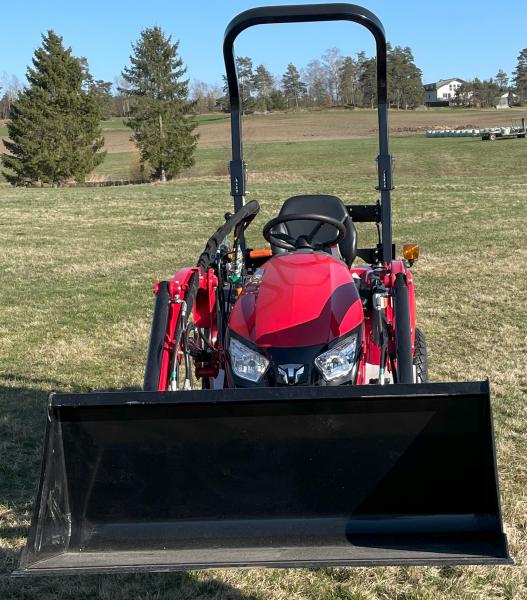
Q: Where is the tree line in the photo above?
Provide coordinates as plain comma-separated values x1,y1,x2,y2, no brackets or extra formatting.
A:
450,58,527,109
209,45,424,113
3,41,527,122
1,43,425,119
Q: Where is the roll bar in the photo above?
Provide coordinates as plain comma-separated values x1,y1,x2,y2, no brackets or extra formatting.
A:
223,3,394,264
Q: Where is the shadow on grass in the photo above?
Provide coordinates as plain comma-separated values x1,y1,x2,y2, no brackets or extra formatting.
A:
0,381,263,598
2,569,262,600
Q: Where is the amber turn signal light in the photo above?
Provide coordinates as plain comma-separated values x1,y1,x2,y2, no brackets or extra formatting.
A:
403,242,420,263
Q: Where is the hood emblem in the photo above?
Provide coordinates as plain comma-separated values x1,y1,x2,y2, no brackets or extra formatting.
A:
278,364,305,385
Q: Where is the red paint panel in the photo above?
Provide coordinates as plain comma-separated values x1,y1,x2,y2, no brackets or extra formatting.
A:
229,253,363,348
158,267,196,391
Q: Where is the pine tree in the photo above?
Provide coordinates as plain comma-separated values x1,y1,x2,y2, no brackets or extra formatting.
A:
513,49,527,104
388,46,423,109
121,27,198,181
218,56,256,114
339,56,358,106
235,57,255,114
471,79,501,108
252,64,275,111
358,57,377,108
354,51,368,107
1,31,104,186
281,63,307,109
495,69,509,91
268,89,288,111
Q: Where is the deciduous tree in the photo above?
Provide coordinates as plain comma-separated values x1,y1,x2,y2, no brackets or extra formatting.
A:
304,60,329,107
0,73,22,119
191,80,222,113
322,48,343,104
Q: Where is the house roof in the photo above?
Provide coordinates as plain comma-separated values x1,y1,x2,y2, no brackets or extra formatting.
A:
423,78,466,90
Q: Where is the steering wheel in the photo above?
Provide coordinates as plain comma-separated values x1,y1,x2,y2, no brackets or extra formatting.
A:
262,213,347,251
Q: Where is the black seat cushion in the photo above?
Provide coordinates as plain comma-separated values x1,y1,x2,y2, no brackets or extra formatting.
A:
271,194,357,266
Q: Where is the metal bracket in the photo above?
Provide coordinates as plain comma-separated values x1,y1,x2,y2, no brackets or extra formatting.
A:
229,160,247,198
376,154,394,191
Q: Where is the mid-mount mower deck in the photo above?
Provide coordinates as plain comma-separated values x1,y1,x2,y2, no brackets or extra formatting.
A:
16,3,510,576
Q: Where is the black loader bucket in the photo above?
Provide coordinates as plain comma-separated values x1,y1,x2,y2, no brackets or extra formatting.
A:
15,381,510,576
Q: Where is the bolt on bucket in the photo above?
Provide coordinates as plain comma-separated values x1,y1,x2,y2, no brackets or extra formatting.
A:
15,381,510,576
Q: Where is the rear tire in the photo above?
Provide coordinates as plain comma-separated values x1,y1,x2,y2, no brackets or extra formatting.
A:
144,281,170,391
413,328,428,383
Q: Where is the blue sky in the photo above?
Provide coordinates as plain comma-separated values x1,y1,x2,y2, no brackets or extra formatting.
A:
0,0,524,89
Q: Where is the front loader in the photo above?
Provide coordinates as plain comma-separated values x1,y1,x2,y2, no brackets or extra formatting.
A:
15,3,510,576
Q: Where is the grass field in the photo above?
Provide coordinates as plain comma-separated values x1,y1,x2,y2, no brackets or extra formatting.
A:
0,114,526,598
3,107,526,164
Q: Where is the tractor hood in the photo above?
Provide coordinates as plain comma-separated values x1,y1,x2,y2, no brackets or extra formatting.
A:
229,252,363,348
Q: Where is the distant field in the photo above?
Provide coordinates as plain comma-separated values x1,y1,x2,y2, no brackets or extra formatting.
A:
194,107,527,146
2,108,526,171
95,108,527,156
0,126,526,598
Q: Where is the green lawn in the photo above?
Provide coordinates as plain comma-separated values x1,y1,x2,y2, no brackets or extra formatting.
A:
101,117,128,130
194,112,230,124
92,150,142,180
89,134,527,183
98,113,229,131
0,133,526,598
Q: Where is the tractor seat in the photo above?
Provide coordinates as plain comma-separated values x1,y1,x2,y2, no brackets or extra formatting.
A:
271,194,357,266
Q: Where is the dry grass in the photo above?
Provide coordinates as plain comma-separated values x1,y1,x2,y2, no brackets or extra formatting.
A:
0,129,526,598
197,108,527,147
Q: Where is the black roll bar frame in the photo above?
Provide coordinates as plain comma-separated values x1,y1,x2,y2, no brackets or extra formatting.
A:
223,3,394,264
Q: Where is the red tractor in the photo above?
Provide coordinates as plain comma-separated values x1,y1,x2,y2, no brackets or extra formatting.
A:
17,3,509,577
145,197,425,392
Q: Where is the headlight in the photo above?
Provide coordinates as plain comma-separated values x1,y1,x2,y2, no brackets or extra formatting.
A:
314,334,359,382
229,337,269,383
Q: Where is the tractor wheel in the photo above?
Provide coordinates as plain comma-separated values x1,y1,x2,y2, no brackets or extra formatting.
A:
144,281,170,391
413,328,428,383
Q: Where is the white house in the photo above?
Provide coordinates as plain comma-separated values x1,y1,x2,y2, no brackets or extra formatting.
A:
423,78,465,106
